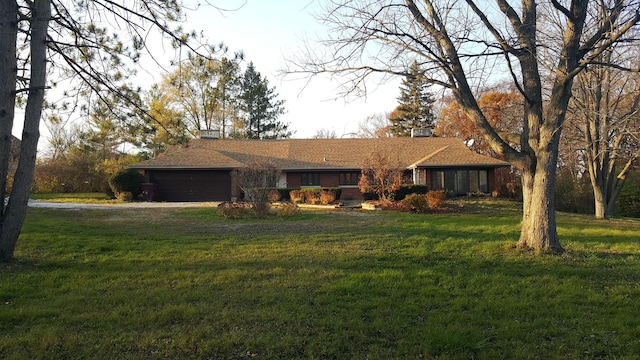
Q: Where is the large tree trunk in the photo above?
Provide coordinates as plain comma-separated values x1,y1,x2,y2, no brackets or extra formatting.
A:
591,157,635,219
0,0,50,261
0,0,18,212
517,151,563,253
593,186,607,219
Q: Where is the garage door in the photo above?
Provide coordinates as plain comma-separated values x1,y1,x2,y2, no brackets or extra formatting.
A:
149,170,232,202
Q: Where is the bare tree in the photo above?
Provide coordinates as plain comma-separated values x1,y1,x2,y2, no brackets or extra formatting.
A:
0,0,226,261
234,160,279,217
290,0,640,252
358,149,405,202
312,128,338,138
357,113,393,138
566,49,640,219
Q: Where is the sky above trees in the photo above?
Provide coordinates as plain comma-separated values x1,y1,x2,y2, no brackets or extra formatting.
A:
186,1,400,138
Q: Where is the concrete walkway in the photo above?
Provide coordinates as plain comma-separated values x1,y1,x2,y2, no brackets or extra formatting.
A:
27,199,220,210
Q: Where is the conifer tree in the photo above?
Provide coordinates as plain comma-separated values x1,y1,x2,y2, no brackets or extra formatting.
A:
239,62,288,139
388,61,436,137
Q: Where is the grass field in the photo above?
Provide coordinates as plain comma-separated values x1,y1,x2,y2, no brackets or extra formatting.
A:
1,200,639,359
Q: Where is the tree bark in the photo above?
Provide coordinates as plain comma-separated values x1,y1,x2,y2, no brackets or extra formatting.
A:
0,0,50,261
0,0,18,215
517,149,563,253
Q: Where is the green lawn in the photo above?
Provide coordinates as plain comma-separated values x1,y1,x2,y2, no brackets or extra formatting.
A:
1,200,639,359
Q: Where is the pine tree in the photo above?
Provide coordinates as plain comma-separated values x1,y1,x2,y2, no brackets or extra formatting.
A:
239,62,289,139
388,61,436,137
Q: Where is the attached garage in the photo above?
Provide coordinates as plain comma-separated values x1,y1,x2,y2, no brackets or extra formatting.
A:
147,170,232,202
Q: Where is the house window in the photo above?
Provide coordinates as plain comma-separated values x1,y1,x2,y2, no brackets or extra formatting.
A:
429,169,489,194
301,173,320,186
339,172,360,186
414,169,426,185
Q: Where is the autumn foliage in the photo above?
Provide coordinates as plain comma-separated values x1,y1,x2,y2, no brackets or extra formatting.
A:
358,150,405,202
435,91,523,155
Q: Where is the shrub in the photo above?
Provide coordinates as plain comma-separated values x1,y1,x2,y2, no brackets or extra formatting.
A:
289,189,305,204
253,201,272,218
616,178,640,218
554,169,594,214
268,189,282,203
117,191,134,202
109,169,145,199
217,202,252,219
319,190,336,205
234,160,278,218
426,190,446,209
277,188,293,201
277,202,299,217
393,185,429,201
401,193,430,213
305,190,321,205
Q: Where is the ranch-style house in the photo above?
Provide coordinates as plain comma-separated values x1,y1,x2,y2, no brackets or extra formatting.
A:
130,135,511,202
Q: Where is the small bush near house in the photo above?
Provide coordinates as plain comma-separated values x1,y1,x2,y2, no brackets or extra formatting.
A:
289,189,305,204
393,184,429,201
305,190,321,205
319,190,336,205
426,190,446,209
268,189,281,203
277,202,299,217
401,193,430,213
277,188,293,201
116,191,134,202
109,169,145,200
217,202,252,219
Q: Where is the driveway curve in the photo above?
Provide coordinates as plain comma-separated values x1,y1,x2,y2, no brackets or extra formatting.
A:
27,199,220,210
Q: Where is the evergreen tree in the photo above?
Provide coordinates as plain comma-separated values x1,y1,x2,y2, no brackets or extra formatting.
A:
239,62,289,139
212,57,242,138
388,61,436,137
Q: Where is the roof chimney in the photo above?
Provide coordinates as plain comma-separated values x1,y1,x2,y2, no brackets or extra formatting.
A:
200,129,220,139
411,128,432,138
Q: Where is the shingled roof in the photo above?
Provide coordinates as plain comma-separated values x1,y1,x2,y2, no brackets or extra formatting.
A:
131,137,510,171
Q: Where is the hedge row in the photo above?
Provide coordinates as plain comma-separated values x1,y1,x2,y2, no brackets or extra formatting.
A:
276,187,342,201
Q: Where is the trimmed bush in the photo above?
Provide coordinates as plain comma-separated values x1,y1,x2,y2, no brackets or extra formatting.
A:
217,202,252,219
109,169,145,200
426,190,446,209
289,189,305,204
268,189,282,203
277,202,299,218
117,191,134,202
319,190,336,205
401,193,430,213
305,190,321,205
392,185,429,201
